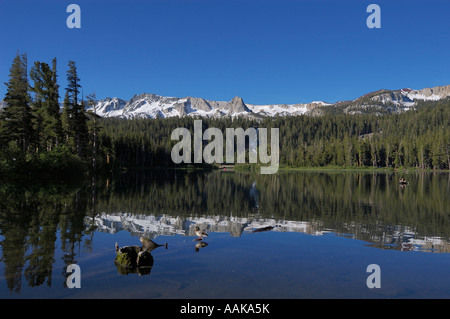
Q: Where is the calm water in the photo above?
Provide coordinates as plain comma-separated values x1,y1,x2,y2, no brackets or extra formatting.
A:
0,170,449,299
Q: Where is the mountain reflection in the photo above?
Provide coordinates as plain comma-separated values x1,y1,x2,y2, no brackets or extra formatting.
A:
0,169,449,293
86,169,450,253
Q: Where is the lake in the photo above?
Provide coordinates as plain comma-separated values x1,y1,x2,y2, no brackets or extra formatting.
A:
0,169,449,299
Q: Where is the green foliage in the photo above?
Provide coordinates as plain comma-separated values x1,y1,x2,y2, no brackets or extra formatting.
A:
29,59,62,151
0,141,27,173
0,143,84,178
61,60,89,159
37,145,85,175
0,52,33,152
94,99,450,171
0,55,92,178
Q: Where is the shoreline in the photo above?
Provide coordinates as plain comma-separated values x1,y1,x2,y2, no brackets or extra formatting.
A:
233,164,450,174
278,167,450,173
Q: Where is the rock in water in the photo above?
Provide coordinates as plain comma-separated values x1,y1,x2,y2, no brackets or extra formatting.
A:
114,245,154,276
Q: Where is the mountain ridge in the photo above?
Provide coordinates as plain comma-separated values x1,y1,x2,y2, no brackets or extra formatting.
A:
1,84,449,119
85,84,450,119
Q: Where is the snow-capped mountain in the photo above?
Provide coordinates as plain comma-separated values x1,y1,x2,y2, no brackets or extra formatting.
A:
86,93,331,119
339,85,450,115
85,84,450,119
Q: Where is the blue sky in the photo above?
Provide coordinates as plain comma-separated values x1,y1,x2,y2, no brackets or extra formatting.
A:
1,0,449,105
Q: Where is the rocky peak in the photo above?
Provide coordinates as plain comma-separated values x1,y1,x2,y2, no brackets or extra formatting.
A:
229,96,251,114
413,84,450,99
187,97,212,112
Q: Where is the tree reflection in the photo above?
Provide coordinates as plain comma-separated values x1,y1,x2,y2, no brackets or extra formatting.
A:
0,169,449,293
0,181,89,293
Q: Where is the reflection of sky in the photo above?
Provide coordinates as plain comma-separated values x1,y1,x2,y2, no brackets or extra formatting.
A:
86,211,450,254
2,228,450,298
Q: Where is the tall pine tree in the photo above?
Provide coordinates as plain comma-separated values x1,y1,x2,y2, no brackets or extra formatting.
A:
62,60,88,158
48,58,63,149
0,52,33,152
29,58,62,152
86,92,100,171
29,61,46,151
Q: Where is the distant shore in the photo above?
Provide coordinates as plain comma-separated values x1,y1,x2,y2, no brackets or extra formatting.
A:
279,166,450,173
232,163,450,173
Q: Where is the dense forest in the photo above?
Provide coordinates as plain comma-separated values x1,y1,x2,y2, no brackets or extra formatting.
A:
98,99,450,171
0,52,449,178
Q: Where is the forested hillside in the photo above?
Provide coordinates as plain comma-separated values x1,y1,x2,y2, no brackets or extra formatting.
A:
97,98,450,170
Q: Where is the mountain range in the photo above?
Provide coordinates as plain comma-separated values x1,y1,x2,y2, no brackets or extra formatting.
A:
85,84,450,119
1,84,449,119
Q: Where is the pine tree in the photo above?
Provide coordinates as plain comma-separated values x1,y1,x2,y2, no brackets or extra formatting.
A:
63,60,88,158
29,59,63,152
61,91,73,149
86,92,100,171
1,52,33,152
48,58,63,148
29,61,47,152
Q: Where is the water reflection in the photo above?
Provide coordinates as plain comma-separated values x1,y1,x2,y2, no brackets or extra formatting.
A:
250,225,280,233
0,169,449,294
86,169,450,253
194,240,208,252
91,211,450,253
0,182,90,294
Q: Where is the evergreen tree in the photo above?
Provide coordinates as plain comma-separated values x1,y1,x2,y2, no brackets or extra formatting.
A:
61,91,73,150
48,58,63,148
86,92,100,171
29,59,62,152
0,52,33,152
29,61,47,151
63,60,88,158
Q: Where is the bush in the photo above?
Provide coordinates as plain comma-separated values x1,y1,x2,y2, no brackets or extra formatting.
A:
0,144,86,180
38,145,86,176
0,141,27,173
